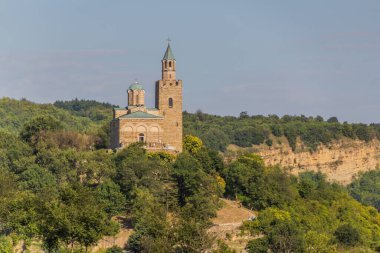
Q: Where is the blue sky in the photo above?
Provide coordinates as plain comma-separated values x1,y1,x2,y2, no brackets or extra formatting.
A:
0,1,379,123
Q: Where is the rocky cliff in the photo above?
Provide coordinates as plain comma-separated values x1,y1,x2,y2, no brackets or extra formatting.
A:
228,137,380,185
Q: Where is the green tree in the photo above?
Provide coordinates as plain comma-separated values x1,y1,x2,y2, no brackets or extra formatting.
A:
19,164,58,196
183,135,203,155
349,169,380,210
97,179,126,217
327,116,339,123
246,238,268,253
20,115,63,145
173,153,219,216
334,224,361,246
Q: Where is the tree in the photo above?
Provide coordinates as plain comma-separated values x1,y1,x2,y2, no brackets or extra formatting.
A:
239,111,249,119
127,189,173,253
173,213,214,253
315,115,324,122
327,116,339,123
304,231,336,253
20,115,63,145
268,220,305,253
97,180,126,217
173,153,218,209
19,164,58,196
201,128,230,151
183,135,203,155
95,123,111,149
348,169,380,210
334,224,361,246
246,238,268,253
38,184,119,252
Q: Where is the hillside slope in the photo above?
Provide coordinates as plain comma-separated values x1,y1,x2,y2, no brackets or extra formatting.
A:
0,97,99,133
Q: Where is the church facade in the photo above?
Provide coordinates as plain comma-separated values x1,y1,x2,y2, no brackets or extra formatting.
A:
110,44,183,153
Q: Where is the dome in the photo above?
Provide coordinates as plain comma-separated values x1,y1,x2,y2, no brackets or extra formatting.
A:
128,81,144,91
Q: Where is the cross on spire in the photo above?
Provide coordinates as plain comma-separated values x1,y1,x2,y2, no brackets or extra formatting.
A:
167,37,171,44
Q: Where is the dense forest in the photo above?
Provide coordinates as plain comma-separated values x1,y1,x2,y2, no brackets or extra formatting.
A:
2,98,380,152
184,110,380,152
1,98,380,252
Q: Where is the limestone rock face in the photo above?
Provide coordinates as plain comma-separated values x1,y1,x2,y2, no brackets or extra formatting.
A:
226,138,380,185
254,138,380,185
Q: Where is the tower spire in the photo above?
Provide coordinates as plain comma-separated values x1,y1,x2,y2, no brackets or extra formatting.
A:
163,39,175,60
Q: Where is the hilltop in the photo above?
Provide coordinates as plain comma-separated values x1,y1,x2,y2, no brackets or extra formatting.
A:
1,98,380,252
0,97,101,133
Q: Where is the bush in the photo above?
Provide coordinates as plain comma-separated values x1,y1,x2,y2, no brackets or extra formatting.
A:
106,246,123,253
334,224,361,246
0,236,12,253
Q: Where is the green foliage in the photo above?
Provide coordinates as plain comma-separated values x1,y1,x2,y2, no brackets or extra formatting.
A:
105,246,123,253
0,97,97,133
147,151,176,163
39,184,119,251
183,111,380,151
3,98,380,252
97,180,126,217
200,128,230,151
348,169,380,210
0,236,13,253
246,238,268,253
20,115,63,144
183,135,203,155
19,164,58,195
54,98,114,122
173,153,220,220
334,224,361,246
327,116,339,123
233,154,380,252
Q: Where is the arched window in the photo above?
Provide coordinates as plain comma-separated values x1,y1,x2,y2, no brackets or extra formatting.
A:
138,133,145,142
168,98,173,108
169,61,172,68
165,62,167,68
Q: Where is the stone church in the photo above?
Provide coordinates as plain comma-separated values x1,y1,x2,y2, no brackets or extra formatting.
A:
110,44,183,152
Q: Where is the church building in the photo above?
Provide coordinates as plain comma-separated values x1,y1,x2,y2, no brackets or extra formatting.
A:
110,44,183,152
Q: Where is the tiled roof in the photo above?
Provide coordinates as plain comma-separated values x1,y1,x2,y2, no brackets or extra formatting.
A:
119,111,163,119
163,43,175,60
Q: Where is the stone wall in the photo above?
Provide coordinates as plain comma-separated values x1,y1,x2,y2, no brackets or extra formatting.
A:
155,79,183,152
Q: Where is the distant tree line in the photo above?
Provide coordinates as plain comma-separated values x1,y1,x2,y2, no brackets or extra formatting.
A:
184,110,380,152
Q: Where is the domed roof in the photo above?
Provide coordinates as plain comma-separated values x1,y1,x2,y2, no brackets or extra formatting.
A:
128,81,144,91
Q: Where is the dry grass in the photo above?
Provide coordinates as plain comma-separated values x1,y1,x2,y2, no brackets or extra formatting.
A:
209,199,257,253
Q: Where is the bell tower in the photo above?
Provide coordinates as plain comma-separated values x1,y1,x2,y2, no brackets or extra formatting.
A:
162,43,176,81
156,42,183,152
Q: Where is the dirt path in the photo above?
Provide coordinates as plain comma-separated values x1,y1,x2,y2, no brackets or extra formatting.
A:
209,199,257,253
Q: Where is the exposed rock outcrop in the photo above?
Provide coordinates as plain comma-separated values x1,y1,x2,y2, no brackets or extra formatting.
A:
228,137,380,185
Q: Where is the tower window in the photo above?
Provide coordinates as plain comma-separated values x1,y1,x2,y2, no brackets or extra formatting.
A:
165,62,167,68
169,98,173,108
169,61,172,67
138,133,145,142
